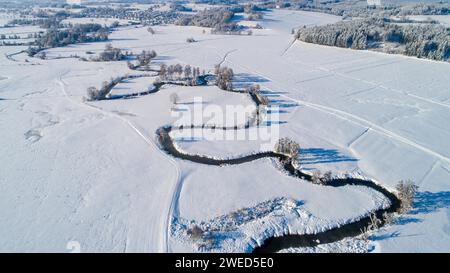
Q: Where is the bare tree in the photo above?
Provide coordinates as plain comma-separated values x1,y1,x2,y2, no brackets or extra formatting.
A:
216,66,234,91
360,212,381,241
86,86,100,101
275,137,300,159
159,64,167,80
382,211,395,226
311,170,324,185
174,64,183,78
396,180,418,214
214,64,221,75
184,64,192,79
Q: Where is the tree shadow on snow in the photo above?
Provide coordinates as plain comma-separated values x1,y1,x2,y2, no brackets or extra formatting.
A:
300,148,358,165
411,191,450,215
369,231,423,241
382,191,450,228
232,73,270,89
233,73,270,84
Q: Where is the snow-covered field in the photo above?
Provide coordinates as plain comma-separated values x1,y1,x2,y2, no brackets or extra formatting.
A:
0,8,449,253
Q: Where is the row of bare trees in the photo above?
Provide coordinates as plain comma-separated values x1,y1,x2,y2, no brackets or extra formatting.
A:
160,64,205,85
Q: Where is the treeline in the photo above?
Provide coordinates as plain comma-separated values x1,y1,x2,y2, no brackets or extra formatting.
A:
296,18,450,61
394,4,450,16
160,63,206,86
6,17,61,29
28,23,109,56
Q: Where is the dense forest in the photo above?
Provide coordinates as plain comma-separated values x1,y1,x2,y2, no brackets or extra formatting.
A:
35,23,109,48
264,1,450,18
27,23,109,56
296,18,450,61
175,7,240,33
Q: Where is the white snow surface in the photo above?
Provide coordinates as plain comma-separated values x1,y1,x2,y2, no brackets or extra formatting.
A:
1,8,449,252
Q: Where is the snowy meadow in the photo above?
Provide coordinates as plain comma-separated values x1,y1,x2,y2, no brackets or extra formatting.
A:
0,2,449,253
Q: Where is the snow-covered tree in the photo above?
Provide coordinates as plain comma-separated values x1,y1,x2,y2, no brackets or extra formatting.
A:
396,180,418,213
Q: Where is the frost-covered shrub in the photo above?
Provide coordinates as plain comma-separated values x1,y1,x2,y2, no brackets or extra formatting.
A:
215,66,234,91
396,180,418,214
382,211,395,226
136,50,157,66
275,137,300,160
368,212,381,231
245,84,260,94
311,170,324,185
310,170,333,185
323,171,333,183
186,37,196,43
86,86,100,101
360,212,381,241
95,43,125,62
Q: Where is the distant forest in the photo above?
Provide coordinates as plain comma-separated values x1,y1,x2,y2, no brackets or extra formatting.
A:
296,18,450,62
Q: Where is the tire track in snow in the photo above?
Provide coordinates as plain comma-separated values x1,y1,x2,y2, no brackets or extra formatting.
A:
347,127,371,148
56,71,180,252
281,38,297,56
285,44,450,109
222,58,450,166
217,49,238,67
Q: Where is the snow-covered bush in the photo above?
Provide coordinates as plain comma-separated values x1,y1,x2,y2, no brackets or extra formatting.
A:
95,43,125,62
360,212,381,241
382,211,395,226
323,171,333,183
86,86,100,101
215,66,234,91
311,170,324,185
368,212,381,231
396,180,418,214
310,170,334,185
275,137,300,159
